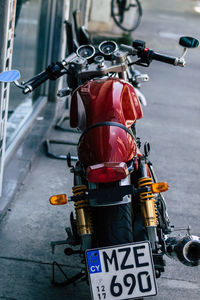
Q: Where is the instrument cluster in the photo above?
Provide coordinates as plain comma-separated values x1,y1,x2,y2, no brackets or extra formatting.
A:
76,45,96,60
76,41,118,60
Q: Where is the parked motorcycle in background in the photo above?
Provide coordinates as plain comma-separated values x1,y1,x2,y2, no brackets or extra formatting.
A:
1,34,199,299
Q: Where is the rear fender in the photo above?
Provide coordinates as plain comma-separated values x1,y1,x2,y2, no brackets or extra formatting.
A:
88,176,131,207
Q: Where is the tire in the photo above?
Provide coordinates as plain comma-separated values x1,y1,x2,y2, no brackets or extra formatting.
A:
111,0,142,32
93,203,133,247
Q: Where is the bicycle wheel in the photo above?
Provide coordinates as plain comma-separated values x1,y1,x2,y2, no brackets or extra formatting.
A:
111,0,142,32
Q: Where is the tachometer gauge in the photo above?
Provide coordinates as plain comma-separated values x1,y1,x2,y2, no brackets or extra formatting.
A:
99,41,118,55
76,45,96,59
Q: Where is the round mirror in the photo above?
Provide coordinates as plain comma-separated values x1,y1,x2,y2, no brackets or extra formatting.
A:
0,70,21,82
179,36,199,48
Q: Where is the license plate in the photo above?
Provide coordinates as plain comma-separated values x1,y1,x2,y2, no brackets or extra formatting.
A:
86,241,157,300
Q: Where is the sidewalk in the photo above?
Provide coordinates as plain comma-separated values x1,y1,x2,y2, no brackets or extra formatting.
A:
0,115,89,299
0,101,55,221
0,0,199,299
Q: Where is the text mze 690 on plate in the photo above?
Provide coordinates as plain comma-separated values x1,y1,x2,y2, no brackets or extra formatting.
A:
86,241,157,300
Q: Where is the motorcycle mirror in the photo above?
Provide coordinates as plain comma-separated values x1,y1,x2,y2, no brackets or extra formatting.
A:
179,36,199,48
0,70,21,82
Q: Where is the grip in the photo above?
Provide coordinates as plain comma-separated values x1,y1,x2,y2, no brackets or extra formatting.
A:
152,52,177,65
23,71,50,94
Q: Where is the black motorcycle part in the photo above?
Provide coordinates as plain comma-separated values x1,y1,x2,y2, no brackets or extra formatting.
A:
23,62,66,94
152,253,166,278
64,247,82,256
132,208,147,242
92,203,133,247
70,212,80,244
86,183,150,206
88,184,135,206
79,121,136,142
133,40,146,49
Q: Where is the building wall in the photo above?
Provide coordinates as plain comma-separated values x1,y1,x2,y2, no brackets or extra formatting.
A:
0,0,16,196
0,0,82,196
87,0,111,32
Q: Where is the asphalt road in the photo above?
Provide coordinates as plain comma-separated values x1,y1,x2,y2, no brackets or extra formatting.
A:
0,0,199,299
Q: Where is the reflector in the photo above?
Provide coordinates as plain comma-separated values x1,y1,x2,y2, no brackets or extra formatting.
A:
49,194,68,205
151,182,169,193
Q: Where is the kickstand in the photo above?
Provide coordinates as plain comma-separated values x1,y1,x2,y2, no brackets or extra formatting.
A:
52,261,86,287
55,115,80,134
44,109,81,159
45,139,78,160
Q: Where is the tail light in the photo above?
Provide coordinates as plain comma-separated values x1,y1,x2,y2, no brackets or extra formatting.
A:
86,162,129,183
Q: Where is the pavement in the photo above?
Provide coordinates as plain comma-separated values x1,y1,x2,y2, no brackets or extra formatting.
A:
0,0,200,299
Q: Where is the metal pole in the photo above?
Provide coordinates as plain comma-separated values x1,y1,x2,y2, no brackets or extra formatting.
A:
83,0,91,28
0,0,16,196
48,0,70,102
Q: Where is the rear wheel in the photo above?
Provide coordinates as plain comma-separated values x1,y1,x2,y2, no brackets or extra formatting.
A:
93,203,133,247
92,203,144,300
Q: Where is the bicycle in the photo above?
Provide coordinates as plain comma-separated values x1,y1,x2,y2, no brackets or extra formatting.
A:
111,0,142,32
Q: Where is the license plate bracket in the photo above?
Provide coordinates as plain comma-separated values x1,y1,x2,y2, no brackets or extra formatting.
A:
86,241,157,300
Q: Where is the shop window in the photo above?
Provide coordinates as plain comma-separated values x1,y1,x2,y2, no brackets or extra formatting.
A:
6,0,42,148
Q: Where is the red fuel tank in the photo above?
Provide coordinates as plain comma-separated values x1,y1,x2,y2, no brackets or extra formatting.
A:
70,78,143,166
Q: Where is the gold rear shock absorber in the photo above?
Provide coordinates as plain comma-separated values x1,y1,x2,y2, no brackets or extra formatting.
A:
72,185,93,236
138,177,158,250
138,177,158,227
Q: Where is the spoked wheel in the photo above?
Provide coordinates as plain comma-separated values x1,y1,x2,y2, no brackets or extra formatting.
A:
111,0,142,32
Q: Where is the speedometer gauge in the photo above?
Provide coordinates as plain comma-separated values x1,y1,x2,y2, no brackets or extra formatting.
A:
99,41,118,55
76,45,96,59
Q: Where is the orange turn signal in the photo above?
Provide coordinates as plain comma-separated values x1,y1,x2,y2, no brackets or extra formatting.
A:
49,194,68,205
151,182,169,193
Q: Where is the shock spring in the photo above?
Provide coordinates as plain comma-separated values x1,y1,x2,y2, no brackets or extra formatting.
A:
72,185,93,236
138,177,158,227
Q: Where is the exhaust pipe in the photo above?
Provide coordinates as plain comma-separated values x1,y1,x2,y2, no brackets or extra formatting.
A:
166,235,200,266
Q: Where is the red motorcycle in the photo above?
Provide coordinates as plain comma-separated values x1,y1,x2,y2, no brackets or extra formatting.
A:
1,35,199,300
